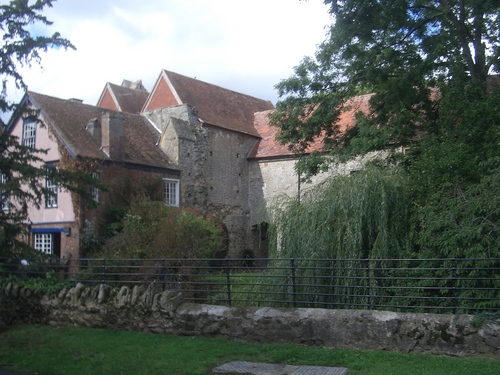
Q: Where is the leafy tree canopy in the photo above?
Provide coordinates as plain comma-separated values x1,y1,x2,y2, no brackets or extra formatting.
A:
0,1,101,257
271,0,500,166
270,1,500,260
0,0,74,115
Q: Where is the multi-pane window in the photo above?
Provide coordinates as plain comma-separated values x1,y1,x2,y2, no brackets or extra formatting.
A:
22,119,37,149
91,171,100,203
0,173,9,211
45,166,58,208
34,233,53,254
164,178,179,206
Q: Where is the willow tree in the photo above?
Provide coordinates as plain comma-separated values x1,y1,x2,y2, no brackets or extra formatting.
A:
257,166,410,308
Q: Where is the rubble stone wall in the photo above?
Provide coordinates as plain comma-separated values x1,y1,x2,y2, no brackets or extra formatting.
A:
2,282,499,358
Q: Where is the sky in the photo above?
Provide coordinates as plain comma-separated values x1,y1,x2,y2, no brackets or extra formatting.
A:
9,0,332,109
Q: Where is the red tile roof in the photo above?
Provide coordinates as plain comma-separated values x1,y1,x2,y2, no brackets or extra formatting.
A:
144,70,274,137
28,91,178,170
97,82,149,113
249,94,372,159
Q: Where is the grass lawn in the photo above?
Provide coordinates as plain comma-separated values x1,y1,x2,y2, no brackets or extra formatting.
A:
0,325,498,375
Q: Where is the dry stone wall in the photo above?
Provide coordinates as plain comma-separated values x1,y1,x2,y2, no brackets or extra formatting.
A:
2,282,499,358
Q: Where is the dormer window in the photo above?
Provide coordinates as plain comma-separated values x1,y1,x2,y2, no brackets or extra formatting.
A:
22,119,37,149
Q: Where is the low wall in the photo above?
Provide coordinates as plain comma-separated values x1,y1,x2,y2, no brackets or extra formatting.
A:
1,282,499,358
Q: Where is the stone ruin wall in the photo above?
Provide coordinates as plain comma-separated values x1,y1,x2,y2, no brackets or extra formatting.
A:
144,105,258,257
1,282,499,358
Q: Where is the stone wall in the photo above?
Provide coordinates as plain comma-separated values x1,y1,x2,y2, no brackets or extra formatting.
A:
145,105,258,257
247,151,389,227
2,283,499,358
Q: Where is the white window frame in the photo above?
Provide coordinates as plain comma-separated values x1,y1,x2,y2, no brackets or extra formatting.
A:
163,178,179,206
34,233,53,254
91,171,100,203
22,119,37,149
0,172,9,211
45,166,58,208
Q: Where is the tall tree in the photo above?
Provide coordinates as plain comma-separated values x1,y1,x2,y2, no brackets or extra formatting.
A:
271,0,500,165
0,0,96,257
271,1,500,260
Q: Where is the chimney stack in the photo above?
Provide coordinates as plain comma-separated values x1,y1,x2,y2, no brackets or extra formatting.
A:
86,118,101,142
101,112,125,160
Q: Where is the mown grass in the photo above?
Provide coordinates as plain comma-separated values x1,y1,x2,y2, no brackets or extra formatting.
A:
0,325,498,375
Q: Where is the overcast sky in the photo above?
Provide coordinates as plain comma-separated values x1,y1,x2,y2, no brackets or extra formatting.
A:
10,0,331,108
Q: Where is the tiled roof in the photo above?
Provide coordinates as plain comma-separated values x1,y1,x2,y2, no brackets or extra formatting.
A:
97,82,149,113
148,70,274,137
28,91,177,170
249,94,372,159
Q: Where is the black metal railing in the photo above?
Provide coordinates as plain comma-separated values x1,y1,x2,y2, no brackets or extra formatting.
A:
1,257,499,314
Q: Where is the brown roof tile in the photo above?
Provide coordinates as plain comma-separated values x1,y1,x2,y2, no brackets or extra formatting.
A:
249,94,372,159
146,70,274,137
28,91,177,170
97,82,149,113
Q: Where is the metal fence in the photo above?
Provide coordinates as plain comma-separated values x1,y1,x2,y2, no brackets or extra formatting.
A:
1,257,499,315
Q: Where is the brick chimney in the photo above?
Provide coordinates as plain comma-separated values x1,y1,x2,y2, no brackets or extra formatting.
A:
101,113,125,160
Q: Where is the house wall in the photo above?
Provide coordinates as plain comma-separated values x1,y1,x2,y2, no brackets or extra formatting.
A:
9,113,76,224
203,125,258,257
97,90,118,111
9,111,79,260
145,77,178,111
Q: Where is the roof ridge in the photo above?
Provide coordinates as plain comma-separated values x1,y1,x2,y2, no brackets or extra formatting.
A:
162,69,272,104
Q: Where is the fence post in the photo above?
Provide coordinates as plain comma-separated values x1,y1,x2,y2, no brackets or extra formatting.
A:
225,258,231,306
291,258,297,308
451,258,457,314
162,258,166,291
365,258,371,310
101,258,106,284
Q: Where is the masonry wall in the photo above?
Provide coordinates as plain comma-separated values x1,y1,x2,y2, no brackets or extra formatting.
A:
1,283,499,358
247,151,389,227
145,106,259,257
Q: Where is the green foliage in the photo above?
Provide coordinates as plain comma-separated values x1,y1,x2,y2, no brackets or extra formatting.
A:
101,196,224,260
472,311,500,328
269,2,500,306
407,81,500,260
272,0,500,164
268,165,409,259
81,174,164,256
4,270,69,294
0,0,75,114
0,0,87,257
259,166,410,308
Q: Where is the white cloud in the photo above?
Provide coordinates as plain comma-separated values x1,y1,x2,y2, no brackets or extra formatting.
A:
11,0,331,108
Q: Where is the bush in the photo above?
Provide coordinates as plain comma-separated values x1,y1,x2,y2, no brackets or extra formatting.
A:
102,197,224,260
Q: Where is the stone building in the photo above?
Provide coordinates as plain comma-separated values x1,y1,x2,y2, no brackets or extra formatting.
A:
8,69,370,260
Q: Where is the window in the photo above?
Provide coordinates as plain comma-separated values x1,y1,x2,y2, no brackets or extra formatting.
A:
22,119,37,149
35,233,53,254
45,166,57,208
0,172,9,211
164,178,179,206
91,171,100,203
